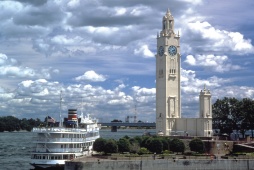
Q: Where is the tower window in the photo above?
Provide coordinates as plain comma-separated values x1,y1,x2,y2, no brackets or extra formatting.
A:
163,20,166,30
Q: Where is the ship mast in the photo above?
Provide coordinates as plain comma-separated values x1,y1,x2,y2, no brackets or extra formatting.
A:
59,91,62,127
81,98,84,118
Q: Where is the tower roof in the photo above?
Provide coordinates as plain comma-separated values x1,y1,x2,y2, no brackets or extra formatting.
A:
200,84,211,95
163,8,174,20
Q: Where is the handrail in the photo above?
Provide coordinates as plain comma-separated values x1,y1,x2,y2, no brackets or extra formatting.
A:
32,127,100,133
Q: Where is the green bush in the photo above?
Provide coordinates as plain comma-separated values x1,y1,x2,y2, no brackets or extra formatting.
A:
163,150,172,154
117,138,131,153
104,139,118,154
170,138,185,153
138,147,150,155
140,136,152,148
147,138,163,154
189,138,205,153
93,138,107,153
129,141,140,154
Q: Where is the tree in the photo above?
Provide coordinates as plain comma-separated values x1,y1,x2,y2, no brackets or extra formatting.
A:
93,138,107,153
240,98,254,138
189,138,205,153
128,138,141,153
213,97,243,134
111,119,122,122
0,116,43,132
133,136,142,145
159,137,170,151
104,139,118,154
147,138,163,154
170,138,185,153
213,97,254,138
117,138,131,153
140,136,152,148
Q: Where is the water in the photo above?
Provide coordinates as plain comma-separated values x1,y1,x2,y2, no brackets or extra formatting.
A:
0,129,153,170
0,132,34,170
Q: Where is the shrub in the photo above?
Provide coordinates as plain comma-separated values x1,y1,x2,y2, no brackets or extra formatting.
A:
189,138,205,153
129,142,140,154
104,139,118,154
140,136,151,148
159,137,170,151
133,136,142,145
138,147,150,155
93,138,107,152
163,150,173,154
147,138,163,154
170,138,185,153
117,138,131,153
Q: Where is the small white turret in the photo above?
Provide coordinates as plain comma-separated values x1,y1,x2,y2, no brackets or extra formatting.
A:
199,85,212,118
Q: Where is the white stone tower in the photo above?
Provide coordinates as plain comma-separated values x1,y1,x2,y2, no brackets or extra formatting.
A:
199,85,213,137
156,9,181,136
199,85,212,119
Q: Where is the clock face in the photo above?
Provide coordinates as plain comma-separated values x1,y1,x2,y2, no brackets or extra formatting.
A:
158,46,164,56
168,45,177,56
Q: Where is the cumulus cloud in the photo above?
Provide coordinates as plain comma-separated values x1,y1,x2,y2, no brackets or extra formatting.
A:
134,45,154,58
181,68,231,93
0,53,53,79
131,86,155,105
185,21,254,55
184,54,241,72
74,70,107,82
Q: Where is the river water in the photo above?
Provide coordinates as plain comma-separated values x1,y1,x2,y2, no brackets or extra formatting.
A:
0,129,154,170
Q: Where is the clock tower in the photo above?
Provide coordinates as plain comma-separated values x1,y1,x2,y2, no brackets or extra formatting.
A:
156,9,181,136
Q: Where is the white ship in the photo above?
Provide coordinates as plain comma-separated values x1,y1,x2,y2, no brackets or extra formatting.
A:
30,109,100,169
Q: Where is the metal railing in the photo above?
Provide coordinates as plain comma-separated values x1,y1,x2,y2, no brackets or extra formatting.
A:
34,148,83,153
33,136,99,143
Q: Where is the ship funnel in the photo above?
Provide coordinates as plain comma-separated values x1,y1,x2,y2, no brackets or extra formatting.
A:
68,109,78,121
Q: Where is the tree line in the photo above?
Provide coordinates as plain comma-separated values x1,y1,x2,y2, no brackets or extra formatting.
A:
0,116,43,132
93,136,205,155
212,97,254,137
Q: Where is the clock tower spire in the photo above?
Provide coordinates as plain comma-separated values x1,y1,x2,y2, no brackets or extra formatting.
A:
161,9,175,37
156,9,181,136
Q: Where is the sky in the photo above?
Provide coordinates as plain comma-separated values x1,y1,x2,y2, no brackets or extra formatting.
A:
0,0,254,123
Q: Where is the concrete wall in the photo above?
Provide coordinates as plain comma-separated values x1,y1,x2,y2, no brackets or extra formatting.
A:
65,159,254,170
170,118,212,137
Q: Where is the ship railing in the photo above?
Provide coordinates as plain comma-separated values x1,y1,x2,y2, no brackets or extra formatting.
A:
33,137,88,142
34,148,82,153
85,136,100,142
87,127,100,132
32,127,87,133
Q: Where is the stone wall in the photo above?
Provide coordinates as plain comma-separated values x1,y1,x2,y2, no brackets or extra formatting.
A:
65,159,254,170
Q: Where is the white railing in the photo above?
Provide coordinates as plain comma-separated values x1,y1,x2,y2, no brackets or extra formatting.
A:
33,137,86,143
32,127,87,133
33,135,99,143
35,148,82,153
85,136,100,142
32,127,100,133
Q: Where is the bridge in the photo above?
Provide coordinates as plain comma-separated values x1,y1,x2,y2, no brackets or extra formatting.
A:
98,122,156,132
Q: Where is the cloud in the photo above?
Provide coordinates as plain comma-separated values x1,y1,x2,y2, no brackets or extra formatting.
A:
0,53,54,79
132,86,155,105
184,21,254,55
181,68,229,94
134,45,154,58
184,54,241,72
13,1,65,26
74,70,107,82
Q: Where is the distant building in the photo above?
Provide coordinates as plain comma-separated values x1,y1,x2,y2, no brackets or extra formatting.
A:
156,9,212,137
